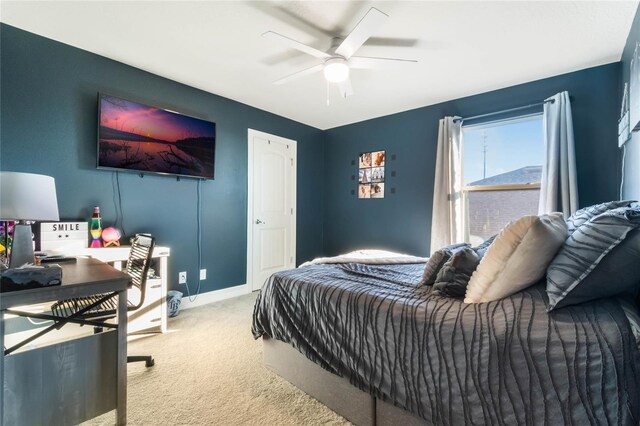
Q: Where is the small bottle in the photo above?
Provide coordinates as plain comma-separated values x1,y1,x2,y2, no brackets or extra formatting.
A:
90,206,103,248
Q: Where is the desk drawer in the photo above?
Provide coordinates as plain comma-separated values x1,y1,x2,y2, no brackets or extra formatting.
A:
3,332,117,425
128,278,163,334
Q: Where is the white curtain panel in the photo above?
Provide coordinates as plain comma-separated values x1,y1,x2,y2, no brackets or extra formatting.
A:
539,91,579,217
430,116,464,254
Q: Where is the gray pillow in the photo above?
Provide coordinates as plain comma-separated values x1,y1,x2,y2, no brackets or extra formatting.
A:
547,204,640,310
565,200,635,235
433,248,482,298
421,236,496,287
420,243,469,286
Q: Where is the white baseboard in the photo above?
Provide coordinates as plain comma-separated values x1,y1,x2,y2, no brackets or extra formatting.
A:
179,284,250,310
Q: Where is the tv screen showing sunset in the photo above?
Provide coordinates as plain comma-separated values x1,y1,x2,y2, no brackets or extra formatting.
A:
98,94,215,179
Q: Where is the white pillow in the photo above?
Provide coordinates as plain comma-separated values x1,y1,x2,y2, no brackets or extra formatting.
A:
464,213,567,303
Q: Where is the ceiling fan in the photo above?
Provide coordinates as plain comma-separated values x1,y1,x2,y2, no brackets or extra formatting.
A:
263,7,418,99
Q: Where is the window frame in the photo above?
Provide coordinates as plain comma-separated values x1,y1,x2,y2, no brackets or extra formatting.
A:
460,113,543,242
463,182,541,192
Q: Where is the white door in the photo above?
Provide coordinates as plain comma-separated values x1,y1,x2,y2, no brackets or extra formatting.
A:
247,129,296,291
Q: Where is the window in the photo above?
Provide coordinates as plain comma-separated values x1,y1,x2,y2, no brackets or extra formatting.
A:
462,115,543,245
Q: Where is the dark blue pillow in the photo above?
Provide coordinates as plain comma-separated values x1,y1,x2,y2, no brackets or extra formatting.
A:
548,229,640,309
547,204,640,310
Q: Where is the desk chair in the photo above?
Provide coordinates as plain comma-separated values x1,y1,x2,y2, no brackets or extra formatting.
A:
51,234,156,367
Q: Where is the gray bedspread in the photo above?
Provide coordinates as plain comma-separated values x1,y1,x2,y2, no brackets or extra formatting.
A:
252,263,640,425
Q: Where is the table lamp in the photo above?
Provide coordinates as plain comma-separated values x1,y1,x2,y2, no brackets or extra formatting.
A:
0,172,60,267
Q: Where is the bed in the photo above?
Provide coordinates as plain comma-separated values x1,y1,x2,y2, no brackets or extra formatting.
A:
252,262,640,425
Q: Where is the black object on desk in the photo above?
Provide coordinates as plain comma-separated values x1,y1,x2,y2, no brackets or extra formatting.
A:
39,255,77,263
0,264,63,292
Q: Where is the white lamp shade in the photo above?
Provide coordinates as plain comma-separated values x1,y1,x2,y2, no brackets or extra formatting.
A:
0,172,60,221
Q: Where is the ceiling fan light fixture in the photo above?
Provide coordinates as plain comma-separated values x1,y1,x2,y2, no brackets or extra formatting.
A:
323,58,349,83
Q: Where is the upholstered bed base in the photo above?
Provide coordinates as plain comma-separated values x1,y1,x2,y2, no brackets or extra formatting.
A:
263,337,427,426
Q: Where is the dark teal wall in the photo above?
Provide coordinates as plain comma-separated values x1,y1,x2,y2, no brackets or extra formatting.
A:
621,4,640,200
0,24,325,294
1,23,625,286
324,64,621,257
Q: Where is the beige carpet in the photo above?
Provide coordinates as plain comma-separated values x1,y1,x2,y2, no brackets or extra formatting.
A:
86,292,350,425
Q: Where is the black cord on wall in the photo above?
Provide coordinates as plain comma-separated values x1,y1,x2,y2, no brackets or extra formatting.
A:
112,171,203,301
112,172,120,230
109,171,128,236
116,172,127,236
184,178,202,302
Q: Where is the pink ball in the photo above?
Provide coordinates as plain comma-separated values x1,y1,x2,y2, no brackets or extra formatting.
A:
102,227,122,243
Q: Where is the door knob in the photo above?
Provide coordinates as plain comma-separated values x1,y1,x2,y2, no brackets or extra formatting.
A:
255,219,264,224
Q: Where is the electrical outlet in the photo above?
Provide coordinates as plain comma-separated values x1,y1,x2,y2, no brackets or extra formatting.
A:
199,269,207,280
178,271,187,284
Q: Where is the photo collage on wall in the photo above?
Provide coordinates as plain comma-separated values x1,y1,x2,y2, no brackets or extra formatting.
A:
358,150,385,199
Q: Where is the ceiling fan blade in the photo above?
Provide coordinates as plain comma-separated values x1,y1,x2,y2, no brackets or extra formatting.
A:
273,64,324,85
335,8,388,59
263,31,331,59
349,56,418,69
337,78,354,98
365,37,420,48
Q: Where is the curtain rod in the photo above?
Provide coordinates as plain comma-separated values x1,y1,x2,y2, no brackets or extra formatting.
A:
454,98,555,123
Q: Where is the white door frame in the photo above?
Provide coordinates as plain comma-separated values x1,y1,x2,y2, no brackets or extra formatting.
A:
247,129,297,292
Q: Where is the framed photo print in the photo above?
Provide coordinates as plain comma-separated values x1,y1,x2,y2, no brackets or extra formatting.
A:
371,167,384,183
372,151,385,167
371,183,384,198
359,152,372,168
359,184,371,198
358,150,385,199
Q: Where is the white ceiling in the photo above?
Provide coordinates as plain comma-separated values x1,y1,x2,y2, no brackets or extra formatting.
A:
1,1,637,130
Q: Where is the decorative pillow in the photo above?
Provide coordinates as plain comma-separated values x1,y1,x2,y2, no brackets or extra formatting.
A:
474,235,496,258
420,243,469,286
547,204,640,310
464,213,567,303
433,248,481,298
565,200,635,235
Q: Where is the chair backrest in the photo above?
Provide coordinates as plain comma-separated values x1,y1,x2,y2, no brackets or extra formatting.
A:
125,233,156,310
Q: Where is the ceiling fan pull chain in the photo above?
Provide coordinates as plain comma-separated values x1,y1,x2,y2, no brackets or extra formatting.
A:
326,81,330,106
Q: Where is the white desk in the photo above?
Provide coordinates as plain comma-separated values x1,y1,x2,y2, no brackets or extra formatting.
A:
56,246,170,334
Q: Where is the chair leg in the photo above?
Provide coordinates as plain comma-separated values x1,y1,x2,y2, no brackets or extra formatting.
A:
127,355,155,367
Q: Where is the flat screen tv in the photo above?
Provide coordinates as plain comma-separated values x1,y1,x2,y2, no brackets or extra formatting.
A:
97,93,215,179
